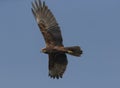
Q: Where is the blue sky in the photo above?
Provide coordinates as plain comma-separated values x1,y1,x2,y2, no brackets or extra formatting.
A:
0,0,120,88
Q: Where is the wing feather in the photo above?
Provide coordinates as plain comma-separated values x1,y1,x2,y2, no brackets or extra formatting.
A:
49,53,68,79
38,0,42,7
35,0,39,8
31,2,36,11
31,0,63,46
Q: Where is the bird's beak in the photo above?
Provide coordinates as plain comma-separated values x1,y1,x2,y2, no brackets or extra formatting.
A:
41,49,47,53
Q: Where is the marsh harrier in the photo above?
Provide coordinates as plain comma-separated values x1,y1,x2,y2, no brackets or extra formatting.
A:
31,0,82,79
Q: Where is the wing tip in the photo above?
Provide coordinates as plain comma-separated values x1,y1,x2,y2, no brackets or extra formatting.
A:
43,1,45,7
31,8,36,19
31,0,45,8
49,73,63,79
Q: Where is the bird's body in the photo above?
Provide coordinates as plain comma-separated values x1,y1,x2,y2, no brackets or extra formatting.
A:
31,0,82,79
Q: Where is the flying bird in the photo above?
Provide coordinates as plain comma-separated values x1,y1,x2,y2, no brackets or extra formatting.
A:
31,0,82,79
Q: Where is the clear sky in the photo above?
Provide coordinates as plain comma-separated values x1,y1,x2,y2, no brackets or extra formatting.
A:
0,0,120,88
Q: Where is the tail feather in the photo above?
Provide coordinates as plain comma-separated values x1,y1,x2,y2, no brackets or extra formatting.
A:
65,46,82,57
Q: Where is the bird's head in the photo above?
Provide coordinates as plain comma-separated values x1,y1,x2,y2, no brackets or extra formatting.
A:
41,48,50,54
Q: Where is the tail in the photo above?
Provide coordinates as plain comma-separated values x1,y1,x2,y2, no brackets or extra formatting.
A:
65,46,82,57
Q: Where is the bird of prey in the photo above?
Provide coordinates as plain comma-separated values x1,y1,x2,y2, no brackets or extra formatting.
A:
31,0,82,79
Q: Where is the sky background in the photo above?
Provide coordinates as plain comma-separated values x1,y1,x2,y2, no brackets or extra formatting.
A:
0,0,120,88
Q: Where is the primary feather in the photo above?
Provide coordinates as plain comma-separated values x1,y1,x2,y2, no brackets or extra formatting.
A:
31,0,63,46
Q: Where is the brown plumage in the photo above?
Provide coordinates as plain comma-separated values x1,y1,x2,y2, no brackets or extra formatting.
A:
31,0,82,79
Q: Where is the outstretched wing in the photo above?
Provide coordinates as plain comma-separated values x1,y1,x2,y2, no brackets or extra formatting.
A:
49,53,68,79
31,0,63,46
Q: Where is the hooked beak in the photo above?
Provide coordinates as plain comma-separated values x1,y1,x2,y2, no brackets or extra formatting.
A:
41,49,47,53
